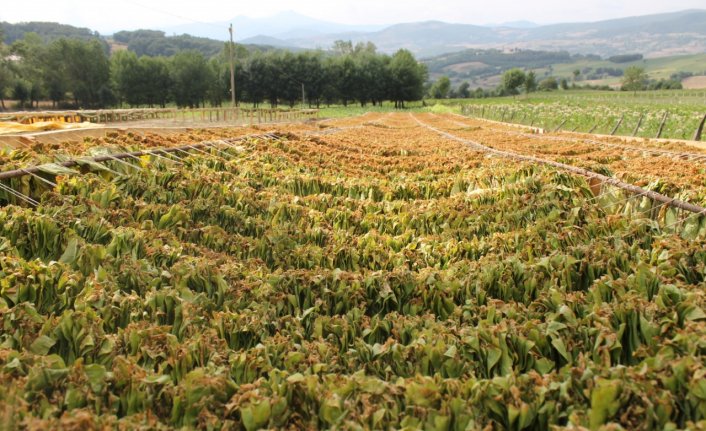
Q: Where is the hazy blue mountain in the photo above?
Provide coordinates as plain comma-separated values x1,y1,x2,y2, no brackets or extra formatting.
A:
238,9,706,57
161,10,387,41
5,9,706,59
484,21,540,29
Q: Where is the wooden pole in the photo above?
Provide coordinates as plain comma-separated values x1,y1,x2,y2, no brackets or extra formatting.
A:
656,112,668,139
610,115,624,136
632,114,644,137
693,114,706,142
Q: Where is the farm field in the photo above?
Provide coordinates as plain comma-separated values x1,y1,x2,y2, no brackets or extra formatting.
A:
437,90,706,141
1,112,706,429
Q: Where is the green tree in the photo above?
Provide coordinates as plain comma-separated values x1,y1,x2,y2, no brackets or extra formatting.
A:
139,56,172,107
621,66,648,94
241,53,271,107
341,54,360,107
44,41,69,107
206,57,226,107
560,78,569,90
12,78,31,109
332,40,354,56
170,50,211,108
524,71,537,94
457,82,471,99
538,77,558,91
351,50,387,107
54,39,110,107
430,76,451,99
573,69,581,82
110,50,139,106
11,33,46,108
276,51,301,107
296,51,326,107
502,68,526,95
0,42,15,110
387,49,426,108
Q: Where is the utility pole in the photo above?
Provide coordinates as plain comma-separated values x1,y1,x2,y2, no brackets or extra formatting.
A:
228,24,236,107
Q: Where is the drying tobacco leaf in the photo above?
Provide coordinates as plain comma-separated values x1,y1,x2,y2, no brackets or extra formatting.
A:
0,113,704,429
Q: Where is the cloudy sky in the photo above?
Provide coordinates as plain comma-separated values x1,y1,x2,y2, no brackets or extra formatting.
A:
2,0,705,33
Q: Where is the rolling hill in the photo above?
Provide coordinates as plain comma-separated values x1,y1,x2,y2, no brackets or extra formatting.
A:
238,9,706,58
423,48,706,89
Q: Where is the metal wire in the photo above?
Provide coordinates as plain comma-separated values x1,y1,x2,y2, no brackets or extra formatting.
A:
428,113,701,211
412,112,706,228
22,169,58,188
105,154,144,171
0,182,39,206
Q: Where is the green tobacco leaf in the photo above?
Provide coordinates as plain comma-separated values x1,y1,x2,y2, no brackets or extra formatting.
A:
144,374,172,385
691,379,706,400
681,218,701,240
85,364,108,393
36,163,79,176
241,400,271,431
29,335,56,355
685,306,706,322
534,358,555,375
405,381,440,408
65,387,86,409
59,238,79,264
590,379,621,430
551,337,570,363
76,158,116,172
486,347,502,374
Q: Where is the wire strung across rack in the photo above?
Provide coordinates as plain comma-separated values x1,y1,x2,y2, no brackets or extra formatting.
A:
0,132,284,207
423,114,672,212
411,113,706,232
449,112,706,163
438,114,706,230
302,112,698,233
430,113,704,222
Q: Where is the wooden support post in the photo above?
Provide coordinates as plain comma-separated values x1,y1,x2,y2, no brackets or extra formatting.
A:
632,114,644,137
692,114,706,142
656,112,668,139
554,119,567,133
610,115,624,136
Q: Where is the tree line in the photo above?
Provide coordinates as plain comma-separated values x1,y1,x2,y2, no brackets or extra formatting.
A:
427,64,684,100
0,34,427,110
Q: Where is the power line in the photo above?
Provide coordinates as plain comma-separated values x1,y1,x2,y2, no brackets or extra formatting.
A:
119,0,227,32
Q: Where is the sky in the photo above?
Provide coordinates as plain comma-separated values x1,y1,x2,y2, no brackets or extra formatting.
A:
1,0,705,34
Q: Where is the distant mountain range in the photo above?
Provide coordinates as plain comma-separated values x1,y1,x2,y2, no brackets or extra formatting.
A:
162,11,388,42
3,10,706,59
223,9,706,58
